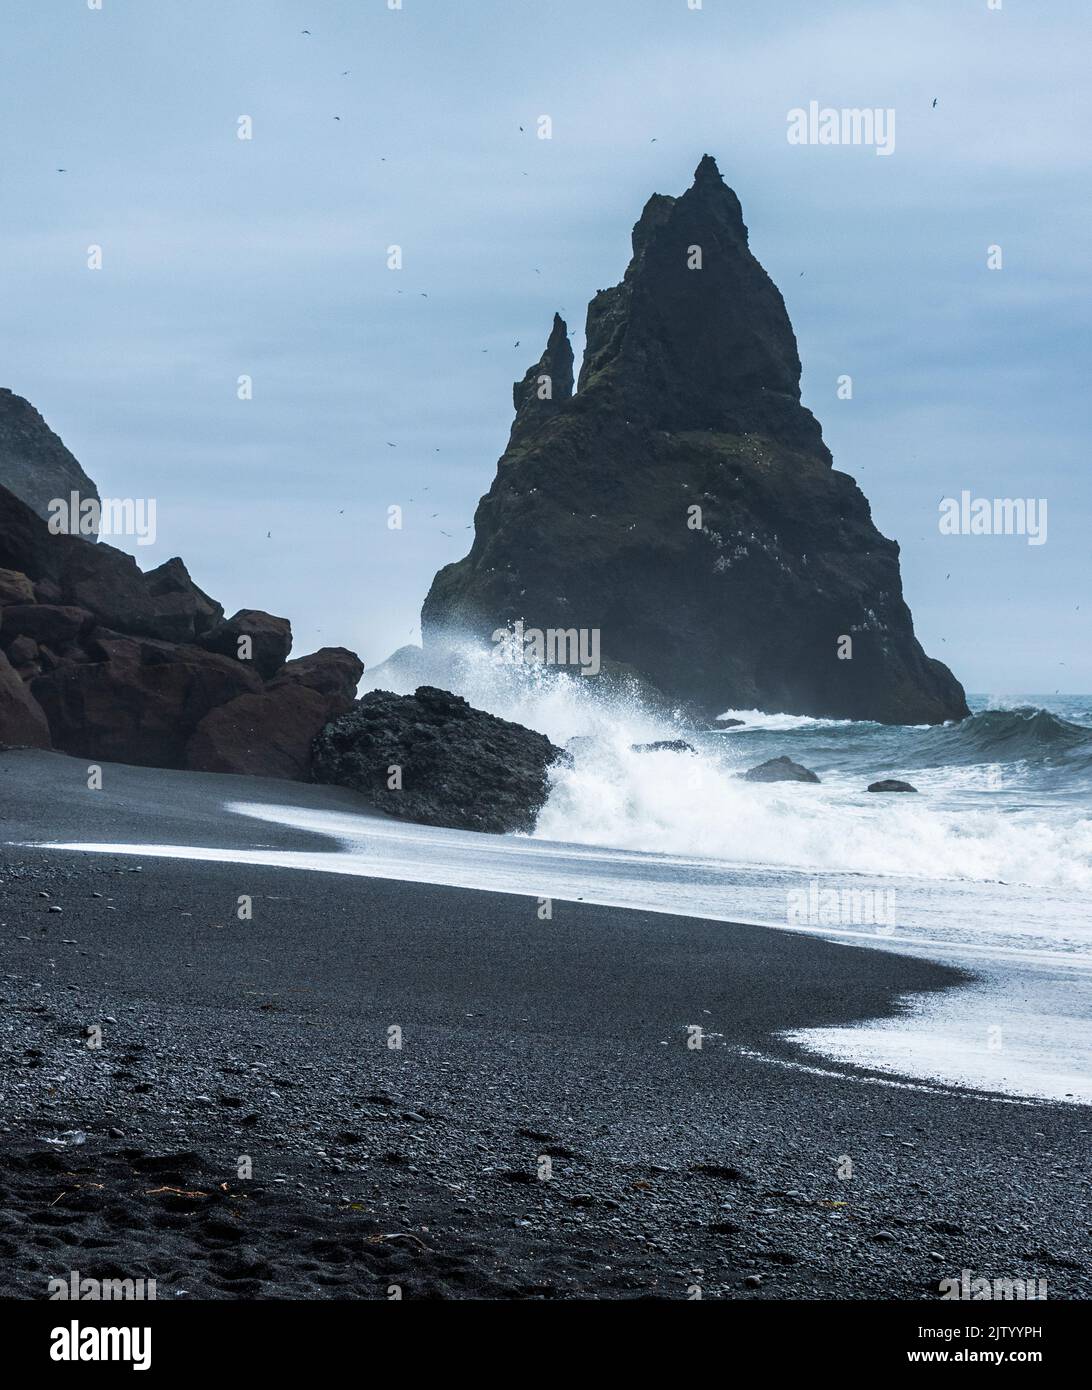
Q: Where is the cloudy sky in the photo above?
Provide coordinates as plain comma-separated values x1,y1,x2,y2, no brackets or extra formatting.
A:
3,0,1089,693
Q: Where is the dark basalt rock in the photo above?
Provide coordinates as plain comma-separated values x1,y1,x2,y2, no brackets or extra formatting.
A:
0,567,36,606
421,155,969,726
632,739,696,754
0,603,93,646
714,718,746,729
867,778,918,793
0,389,99,530
743,755,820,784
311,685,563,833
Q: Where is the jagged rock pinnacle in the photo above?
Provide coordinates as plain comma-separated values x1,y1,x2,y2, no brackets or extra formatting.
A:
422,159,968,724
510,312,573,444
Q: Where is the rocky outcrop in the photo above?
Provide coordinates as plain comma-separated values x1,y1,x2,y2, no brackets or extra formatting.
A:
743,755,820,784
186,648,364,780
0,389,99,531
31,632,262,768
198,610,292,680
0,458,361,774
421,156,968,726
0,648,50,750
311,685,563,833
867,778,918,793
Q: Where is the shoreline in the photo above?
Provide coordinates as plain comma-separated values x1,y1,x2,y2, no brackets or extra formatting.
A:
1,752,1088,1299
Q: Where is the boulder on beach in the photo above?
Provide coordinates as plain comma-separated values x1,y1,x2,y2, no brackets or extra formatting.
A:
867,778,918,793
311,685,563,833
198,609,293,680
186,647,364,780
1,427,364,777
743,755,820,784
0,647,51,749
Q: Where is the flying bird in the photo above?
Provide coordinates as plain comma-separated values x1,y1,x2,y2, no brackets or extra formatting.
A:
932,98,938,108
56,168,66,173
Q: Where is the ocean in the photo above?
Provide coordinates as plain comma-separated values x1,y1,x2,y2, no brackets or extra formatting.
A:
48,643,1092,1107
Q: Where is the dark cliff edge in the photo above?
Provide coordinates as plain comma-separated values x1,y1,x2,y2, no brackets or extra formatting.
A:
421,155,968,725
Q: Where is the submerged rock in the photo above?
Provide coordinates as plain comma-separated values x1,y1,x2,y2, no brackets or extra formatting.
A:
867,778,918,793
743,755,820,784
631,739,696,754
311,685,563,833
421,156,968,725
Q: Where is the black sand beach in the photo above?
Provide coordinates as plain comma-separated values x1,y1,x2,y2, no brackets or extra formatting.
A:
1,750,1088,1300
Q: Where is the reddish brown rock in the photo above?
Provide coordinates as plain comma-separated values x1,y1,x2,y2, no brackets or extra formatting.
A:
56,537,160,635
0,648,50,749
144,557,224,640
268,647,363,702
199,609,293,680
187,647,364,779
187,685,333,780
31,635,261,768
1,603,93,646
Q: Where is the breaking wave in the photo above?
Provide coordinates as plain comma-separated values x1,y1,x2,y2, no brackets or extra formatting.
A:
364,638,1092,892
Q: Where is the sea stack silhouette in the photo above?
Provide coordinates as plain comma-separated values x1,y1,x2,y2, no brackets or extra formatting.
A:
422,155,968,724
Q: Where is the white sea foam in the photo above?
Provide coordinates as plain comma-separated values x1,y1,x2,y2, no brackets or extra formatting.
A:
366,638,1092,893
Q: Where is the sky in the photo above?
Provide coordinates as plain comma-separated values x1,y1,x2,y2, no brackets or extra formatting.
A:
2,0,1089,694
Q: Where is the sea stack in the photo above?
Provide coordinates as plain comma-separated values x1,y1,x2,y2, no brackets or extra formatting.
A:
422,156,968,725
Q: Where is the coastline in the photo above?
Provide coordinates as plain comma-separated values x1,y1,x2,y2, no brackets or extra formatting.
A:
1,751,1088,1299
